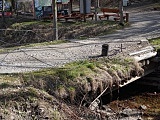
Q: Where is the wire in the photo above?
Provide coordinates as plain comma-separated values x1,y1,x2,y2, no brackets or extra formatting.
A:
20,49,55,67
0,28,142,73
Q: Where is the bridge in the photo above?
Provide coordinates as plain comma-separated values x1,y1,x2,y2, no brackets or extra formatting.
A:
120,49,160,88
101,39,160,92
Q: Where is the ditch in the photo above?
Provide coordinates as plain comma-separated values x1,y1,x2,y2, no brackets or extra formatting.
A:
101,76,160,120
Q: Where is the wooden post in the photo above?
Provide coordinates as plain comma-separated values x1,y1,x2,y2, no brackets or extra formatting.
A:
52,0,58,40
125,12,129,22
119,0,124,25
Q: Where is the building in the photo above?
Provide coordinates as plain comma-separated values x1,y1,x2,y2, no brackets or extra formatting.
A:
0,0,12,17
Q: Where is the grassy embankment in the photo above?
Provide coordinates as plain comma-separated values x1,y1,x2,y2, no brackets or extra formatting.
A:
0,17,159,119
0,56,143,119
149,37,160,50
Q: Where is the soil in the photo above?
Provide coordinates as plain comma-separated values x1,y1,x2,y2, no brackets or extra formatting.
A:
104,81,160,120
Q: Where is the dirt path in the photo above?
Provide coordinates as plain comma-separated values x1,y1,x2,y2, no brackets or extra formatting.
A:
0,10,160,73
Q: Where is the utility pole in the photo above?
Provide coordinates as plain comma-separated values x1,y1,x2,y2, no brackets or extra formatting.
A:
119,0,124,26
94,0,98,21
52,0,58,40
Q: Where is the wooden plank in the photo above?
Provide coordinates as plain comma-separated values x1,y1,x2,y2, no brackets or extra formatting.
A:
129,46,154,56
119,76,141,87
133,52,157,62
119,68,155,87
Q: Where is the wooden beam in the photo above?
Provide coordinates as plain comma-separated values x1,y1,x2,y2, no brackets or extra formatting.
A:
133,52,157,62
129,46,154,56
119,76,141,87
52,0,58,40
120,68,155,87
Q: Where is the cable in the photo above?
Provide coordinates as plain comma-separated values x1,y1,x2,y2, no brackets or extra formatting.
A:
20,49,55,67
0,28,142,73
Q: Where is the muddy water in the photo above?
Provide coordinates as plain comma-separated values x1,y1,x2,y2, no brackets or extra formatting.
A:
102,79,159,104
101,78,160,120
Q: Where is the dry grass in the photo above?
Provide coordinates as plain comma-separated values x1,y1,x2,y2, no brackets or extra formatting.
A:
15,57,143,104
0,16,126,48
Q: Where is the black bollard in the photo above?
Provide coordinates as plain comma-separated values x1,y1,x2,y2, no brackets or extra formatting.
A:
102,44,109,56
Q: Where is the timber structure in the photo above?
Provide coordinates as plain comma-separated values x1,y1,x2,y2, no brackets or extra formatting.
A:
102,39,160,92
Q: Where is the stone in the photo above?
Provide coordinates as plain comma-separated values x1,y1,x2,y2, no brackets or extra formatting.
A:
102,105,112,112
89,99,100,111
121,108,133,116
120,108,142,118
139,105,147,110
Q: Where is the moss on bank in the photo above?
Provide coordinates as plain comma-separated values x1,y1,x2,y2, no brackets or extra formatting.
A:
149,37,160,50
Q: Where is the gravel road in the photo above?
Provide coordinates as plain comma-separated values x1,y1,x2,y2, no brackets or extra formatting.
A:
0,10,160,73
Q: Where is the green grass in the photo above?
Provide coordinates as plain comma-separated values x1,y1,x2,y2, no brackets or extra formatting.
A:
21,57,133,82
11,21,52,29
148,37,160,50
152,2,160,8
0,57,127,82
61,20,117,27
0,56,144,113
0,74,18,83
19,60,97,83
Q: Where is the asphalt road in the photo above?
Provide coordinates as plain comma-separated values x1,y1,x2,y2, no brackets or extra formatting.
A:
0,11,160,73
